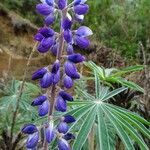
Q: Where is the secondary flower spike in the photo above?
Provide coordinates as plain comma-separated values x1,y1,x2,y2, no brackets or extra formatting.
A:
23,0,92,149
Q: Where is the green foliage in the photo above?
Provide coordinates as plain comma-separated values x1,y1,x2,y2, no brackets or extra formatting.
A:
67,70,150,150
0,80,40,133
1,0,150,58
85,61,144,92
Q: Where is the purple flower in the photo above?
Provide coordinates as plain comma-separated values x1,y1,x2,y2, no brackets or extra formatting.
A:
53,70,60,84
34,33,44,42
74,4,89,15
75,14,84,22
42,0,55,6
74,0,87,5
51,60,60,74
50,43,58,56
45,13,55,25
62,17,72,30
75,36,90,49
38,100,50,116
64,30,73,43
57,0,67,10
55,96,67,112
64,61,80,79
26,132,39,149
36,3,54,16
64,133,75,140
57,122,69,134
45,121,55,143
58,138,70,150
32,67,47,80
68,53,85,63
39,27,55,38
63,115,76,123
63,75,73,89
59,91,73,101
76,26,93,37
31,95,47,106
40,72,53,88
41,37,54,48
66,44,74,54
22,124,38,134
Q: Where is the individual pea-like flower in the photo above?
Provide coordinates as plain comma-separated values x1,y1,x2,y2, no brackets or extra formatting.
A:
64,61,80,79
58,138,70,150
57,122,69,134
74,26,93,49
63,133,75,140
57,0,68,10
45,121,55,143
67,53,85,63
63,75,74,89
32,67,47,80
38,100,50,116
63,115,76,123
22,124,38,134
26,132,39,149
40,72,53,88
34,27,55,53
31,95,47,106
55,96,67,112
59,91,73,101
51,60,60,74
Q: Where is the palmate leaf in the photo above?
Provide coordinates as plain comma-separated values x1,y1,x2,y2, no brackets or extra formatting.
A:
70,70,149,149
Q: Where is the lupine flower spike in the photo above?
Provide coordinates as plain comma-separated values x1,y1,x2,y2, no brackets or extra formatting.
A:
22,0,92,149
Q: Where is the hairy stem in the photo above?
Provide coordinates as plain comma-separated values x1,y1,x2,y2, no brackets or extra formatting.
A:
10,42,38,146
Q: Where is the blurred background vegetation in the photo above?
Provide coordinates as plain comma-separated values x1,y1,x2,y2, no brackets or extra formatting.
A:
1,0,150,59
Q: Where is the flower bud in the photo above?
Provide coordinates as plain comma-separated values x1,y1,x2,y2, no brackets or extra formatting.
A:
68,53,85,63
64,133,75,140
36,4,54,16
55,96,67,112
64,61,80,79
57,0,67,10
51,60,60,74
63,75,73,89
22,124,38,134
74,4,89,15
64,30,73,43
53,70,60,84
39,27,55,38
45,13,55,26
50,43,58,56
26,132,39,149
40,72,53,88
75,36,90,49
38,100,50,116
62,17,72,30
45,121,55,143
64,115,76,123
32,67,47,80
31,95,47,106
57,122,69,134
59,91,73,101
34,33,44,42
58,138,70,150
41,37,54,49
45,0,54,6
